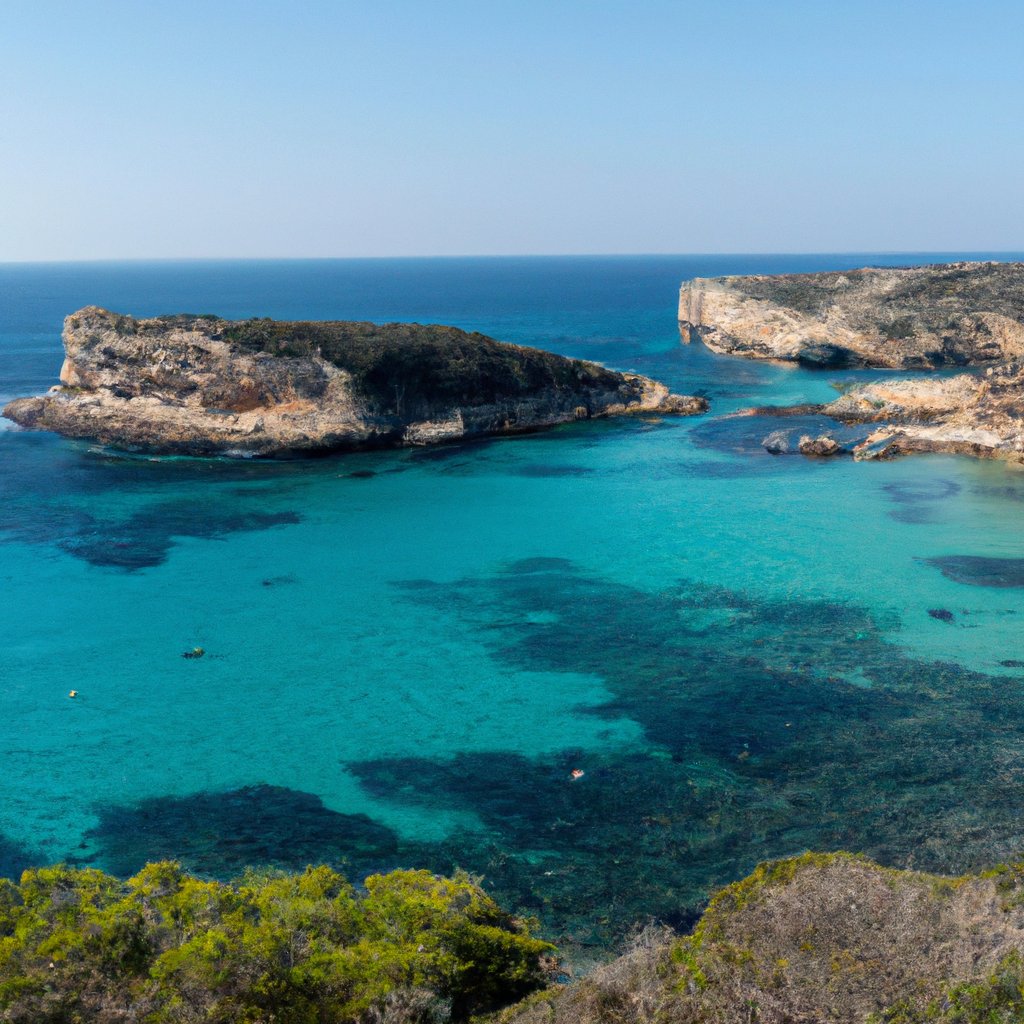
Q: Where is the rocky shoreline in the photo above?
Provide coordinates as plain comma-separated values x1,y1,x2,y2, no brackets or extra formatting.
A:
678,261,1024,464
740,363,1024,464
3,307,707,457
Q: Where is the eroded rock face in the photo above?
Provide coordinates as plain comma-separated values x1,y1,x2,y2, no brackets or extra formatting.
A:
824,364,1024,462
738,363,1024,464
3,307,708,456
680,262,1024,369
798,434,842,457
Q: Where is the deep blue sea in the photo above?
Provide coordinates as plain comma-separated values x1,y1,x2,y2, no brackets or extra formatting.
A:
5,254,1024,947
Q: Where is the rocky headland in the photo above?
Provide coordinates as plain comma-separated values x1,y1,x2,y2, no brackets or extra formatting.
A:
2,307,707,456
679,261,1024,369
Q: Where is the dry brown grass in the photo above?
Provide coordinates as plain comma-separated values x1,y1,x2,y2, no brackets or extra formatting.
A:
494,853,1024,1024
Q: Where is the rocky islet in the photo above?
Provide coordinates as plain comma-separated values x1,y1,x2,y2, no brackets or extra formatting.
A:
2,306,707,456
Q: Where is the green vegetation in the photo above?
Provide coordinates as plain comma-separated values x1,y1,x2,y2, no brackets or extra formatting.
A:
732,262,1024,328
217,318,621,419
9,850,1024,1024
0,862,552,1023
734,275,842,314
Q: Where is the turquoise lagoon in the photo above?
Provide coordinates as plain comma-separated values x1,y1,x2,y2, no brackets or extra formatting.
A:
4,255,1024,945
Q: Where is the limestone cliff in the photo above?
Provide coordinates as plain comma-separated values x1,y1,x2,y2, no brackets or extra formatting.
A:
680,262,1024,369
3,307,707,456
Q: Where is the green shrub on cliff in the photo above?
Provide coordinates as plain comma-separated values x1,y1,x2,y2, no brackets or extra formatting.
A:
220,318,622,418
0,862,553,1023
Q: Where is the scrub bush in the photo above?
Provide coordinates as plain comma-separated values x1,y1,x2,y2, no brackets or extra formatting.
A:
0,862,553,1023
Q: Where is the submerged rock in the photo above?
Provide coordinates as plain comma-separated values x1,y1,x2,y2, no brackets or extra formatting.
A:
926,555,1024,588
3,307,707,457
761,429,790,454
679,261,1024,369
503,852,1024,1024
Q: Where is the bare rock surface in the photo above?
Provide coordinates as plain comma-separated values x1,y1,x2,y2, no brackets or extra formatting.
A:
760,429,791,454
742,364,1024,463
500,852,1024,1024
798,434,842,456
680,261,1024,369
3,307,707,456
825,364,1024,463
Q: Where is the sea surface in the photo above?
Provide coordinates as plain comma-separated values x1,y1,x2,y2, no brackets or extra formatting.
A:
4,254,1024,948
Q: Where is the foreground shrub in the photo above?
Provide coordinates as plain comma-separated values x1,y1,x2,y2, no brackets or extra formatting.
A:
497,853,1024,1024
0,862,553,1023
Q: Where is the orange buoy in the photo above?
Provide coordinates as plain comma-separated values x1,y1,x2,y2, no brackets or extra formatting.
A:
570,769,584,780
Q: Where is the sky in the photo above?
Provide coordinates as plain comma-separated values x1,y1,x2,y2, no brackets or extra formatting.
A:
1,0,1023,260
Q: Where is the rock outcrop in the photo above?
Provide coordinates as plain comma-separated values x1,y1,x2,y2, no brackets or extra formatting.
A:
823,363,1024,462
798,434,842,457
502,852,1024,1024
743,363,1024,463
3,307,707,456
680,261,1024,369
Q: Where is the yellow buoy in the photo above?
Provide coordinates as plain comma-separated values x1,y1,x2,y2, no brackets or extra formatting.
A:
69,690,77,698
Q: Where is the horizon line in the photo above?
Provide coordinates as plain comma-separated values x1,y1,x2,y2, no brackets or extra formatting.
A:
3,250,1024,268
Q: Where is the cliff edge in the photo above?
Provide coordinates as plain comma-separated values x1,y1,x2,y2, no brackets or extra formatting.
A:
680,262,1024,369
3,307,707,456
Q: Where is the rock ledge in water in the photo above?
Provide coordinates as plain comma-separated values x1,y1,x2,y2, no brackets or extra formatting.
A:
3,307,708,456
751,364,1024,464
798,434,842,456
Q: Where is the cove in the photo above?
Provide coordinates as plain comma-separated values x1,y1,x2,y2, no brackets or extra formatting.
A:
4,254,1024,947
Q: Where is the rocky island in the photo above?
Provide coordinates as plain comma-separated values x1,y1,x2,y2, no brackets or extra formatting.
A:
680,261,1024,369
2,307,707,456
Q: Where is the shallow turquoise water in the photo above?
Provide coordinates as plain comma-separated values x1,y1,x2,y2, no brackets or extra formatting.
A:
4,256,1024,945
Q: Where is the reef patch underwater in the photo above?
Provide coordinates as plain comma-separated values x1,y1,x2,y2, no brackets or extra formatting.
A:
80,559,1024,949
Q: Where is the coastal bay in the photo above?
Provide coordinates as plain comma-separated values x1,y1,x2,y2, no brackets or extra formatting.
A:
4,256,1024,954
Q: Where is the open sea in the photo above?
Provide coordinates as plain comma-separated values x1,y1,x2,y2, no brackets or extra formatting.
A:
4,254,1024,949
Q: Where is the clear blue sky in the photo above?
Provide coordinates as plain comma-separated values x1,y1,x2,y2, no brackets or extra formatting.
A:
2,0,1022,260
